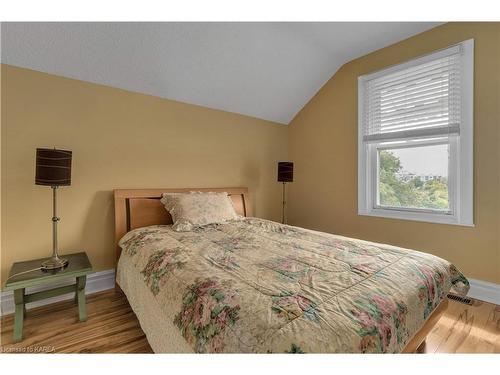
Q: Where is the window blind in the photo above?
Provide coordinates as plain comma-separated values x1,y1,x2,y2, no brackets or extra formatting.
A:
362,46,462,143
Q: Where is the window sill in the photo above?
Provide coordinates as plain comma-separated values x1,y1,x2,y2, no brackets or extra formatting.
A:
358,208,474,227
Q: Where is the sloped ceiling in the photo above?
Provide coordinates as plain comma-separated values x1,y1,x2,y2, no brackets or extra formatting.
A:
1,22,440,124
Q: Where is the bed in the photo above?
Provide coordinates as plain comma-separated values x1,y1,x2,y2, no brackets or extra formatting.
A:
114,187,469,353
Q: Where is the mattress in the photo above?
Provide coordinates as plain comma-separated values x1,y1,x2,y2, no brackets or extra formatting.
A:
116,217,469,353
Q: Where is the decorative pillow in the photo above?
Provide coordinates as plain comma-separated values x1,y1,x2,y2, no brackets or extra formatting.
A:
160,191,241,231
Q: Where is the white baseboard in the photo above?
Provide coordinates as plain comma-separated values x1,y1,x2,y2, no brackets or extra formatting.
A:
467,278,500,305
0,269,115,316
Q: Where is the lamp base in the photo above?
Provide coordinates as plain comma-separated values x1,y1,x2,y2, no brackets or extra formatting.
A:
41,256,68,270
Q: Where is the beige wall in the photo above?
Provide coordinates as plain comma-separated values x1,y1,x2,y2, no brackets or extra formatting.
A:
1,64,288,284
288,22,500,283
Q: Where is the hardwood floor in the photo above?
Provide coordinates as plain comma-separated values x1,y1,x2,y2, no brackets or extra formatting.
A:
1,290,498,353
0,290,153,353
423,297,500,353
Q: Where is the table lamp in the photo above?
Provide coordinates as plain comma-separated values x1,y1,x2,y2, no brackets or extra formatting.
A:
277,161,294,224
35,148,72,270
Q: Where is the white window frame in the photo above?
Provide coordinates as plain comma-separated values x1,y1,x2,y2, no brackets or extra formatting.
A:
357,39,474,226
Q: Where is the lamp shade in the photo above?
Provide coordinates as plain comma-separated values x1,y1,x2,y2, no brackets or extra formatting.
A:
35,148,72,186
277,162,293,182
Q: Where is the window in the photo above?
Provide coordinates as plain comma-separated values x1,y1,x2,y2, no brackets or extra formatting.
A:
358,40,473,226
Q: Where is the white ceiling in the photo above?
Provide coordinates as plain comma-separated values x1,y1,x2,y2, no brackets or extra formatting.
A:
1,22,440,124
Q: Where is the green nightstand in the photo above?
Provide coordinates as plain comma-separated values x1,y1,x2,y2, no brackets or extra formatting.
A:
3,252,94,342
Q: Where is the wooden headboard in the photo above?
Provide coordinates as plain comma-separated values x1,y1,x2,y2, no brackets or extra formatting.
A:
113,187,251,263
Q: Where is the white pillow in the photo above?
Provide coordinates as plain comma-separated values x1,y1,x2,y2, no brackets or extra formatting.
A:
160,191,240,231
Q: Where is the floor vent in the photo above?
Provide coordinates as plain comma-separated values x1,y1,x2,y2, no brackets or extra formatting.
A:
447,294,473,305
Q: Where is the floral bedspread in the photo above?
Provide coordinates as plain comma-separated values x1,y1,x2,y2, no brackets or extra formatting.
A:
118,218,469,353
